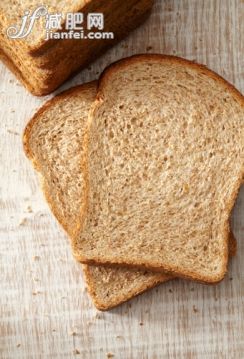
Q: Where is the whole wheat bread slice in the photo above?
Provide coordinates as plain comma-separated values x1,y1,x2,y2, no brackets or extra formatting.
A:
23,80,237,310
23,82,172,310
73,55,244,283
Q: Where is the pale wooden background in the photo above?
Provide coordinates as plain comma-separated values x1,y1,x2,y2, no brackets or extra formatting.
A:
1,0,244,358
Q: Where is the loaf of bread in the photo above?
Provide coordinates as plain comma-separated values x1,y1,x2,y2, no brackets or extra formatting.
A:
0,0,153,95
73,54,244,283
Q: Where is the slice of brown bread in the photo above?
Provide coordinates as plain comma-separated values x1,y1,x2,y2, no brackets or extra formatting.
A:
73,55,244,283
23,79,237,310
23,82,173,310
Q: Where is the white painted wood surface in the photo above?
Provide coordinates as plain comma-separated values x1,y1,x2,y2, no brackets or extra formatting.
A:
1,0,244,358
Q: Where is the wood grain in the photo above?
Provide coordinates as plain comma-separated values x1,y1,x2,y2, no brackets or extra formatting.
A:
0,0,243,358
